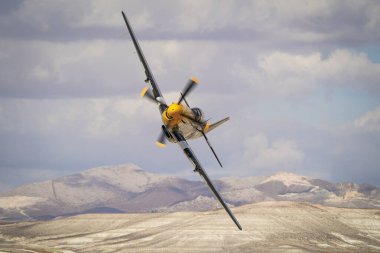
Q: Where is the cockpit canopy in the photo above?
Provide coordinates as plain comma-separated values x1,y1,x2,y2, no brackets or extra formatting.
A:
191,107,203,122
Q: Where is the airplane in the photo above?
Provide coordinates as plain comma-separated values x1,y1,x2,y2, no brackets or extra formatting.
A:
121,11,242,230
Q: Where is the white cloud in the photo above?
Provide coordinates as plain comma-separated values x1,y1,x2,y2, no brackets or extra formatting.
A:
235,49,380,99
243,134,304,172
0,38,238,98
0,98,158,138
0,38,143,97
4,36,378,101
354,106,380,132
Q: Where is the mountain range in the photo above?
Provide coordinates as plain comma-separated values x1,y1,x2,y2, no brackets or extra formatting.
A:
0,164,379,220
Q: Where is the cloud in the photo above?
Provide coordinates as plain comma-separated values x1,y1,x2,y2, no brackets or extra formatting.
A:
0,38,157,98
235,49,380,99
243,134,304,173
1,0,379,45
0,38,249,99
2,35,378,101
354,106,380,132
0,97,158,137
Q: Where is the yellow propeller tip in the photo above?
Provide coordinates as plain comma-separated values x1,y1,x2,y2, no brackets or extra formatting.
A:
155,141,166,148
191,76,199,84
204,121,210,132
140,87,149,98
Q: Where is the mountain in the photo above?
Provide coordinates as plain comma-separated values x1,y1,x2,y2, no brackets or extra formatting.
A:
0,164,379,220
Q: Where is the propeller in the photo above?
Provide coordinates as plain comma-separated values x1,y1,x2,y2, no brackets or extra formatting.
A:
140,87,167,105
156,129,166,148
141,77,202,147
178,77,199,104
140,87,156,102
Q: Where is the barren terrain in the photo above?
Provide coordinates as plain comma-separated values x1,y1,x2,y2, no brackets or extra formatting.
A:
1,201,379,252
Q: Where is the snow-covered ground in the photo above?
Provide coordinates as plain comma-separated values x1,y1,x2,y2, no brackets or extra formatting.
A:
0,201,379,252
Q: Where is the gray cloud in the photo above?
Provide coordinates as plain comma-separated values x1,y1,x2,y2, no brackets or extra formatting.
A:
1,0,379,45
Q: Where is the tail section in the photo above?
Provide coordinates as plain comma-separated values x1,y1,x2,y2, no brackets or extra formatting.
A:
204,117,229,134
201,117,229,168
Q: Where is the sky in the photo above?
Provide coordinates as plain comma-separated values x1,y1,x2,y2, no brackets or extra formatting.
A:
0,0,379,192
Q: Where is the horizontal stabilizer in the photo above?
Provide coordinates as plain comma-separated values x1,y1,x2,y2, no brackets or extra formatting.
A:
204,117,229,133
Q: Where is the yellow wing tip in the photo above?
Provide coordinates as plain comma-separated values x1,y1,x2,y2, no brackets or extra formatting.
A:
140,87,149,98
204,121,210,132
155,141,166,148
191,76,199,84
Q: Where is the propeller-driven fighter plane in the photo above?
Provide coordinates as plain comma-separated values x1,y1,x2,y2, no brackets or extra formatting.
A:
122,11,242,230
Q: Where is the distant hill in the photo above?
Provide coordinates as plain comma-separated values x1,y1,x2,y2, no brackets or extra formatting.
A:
0,164,379,220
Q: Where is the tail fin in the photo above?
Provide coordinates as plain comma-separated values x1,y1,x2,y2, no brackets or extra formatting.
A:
204,117,229,134
201,117,229,167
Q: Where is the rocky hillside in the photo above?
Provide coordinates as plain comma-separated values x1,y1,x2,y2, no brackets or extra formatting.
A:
0,164,379,220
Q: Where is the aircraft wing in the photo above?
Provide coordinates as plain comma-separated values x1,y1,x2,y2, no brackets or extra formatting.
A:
171,130,242,230
121,11,164,101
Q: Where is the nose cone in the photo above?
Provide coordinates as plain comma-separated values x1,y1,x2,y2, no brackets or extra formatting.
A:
167,103,183,118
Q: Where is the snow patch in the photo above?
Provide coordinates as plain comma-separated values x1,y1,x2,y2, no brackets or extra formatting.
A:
82,164,171,192
0,195,46,209
331,232,365,245
262,172,312,187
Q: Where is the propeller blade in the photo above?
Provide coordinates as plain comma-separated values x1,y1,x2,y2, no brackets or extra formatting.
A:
141,87,168,108
155,130,166,148
140,87,156,102
178,77,199,104
180,92,190,107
